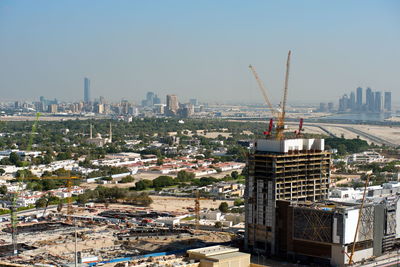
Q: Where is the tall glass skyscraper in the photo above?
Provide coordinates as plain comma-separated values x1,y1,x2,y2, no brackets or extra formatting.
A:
84,77,91,103
384,92,392,112
356,87,363,110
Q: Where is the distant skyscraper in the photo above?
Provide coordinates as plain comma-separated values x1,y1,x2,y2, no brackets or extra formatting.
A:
339,94,349,112
166,94,179,116
356,87,363,110
146,92,155,106
319,103,327,112
384,92,392,112
84,77,91,103
349,92,356,110
366,87,374,112
374,91,383,112
190,99,198,106
327,102,334,112
153,94,161,105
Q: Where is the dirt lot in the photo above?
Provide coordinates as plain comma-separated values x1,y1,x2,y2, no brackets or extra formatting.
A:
150,195,234,213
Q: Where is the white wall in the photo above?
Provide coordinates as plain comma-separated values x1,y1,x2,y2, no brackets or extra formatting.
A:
331,245,373,266
256,139,324,152
344,209,360,244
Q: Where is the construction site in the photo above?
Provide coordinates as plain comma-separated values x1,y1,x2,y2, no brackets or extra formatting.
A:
0,203,236,266
244,50,400,267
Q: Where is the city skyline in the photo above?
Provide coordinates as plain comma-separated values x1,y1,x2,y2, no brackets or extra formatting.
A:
0,1,399,104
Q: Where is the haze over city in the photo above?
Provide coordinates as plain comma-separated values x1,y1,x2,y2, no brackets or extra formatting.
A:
2,1,400,267
1,0,399,104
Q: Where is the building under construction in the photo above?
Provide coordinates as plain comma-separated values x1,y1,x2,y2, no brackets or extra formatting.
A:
245,138,330,256
245,138,400,266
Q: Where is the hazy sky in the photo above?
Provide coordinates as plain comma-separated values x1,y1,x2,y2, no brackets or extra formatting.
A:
0,1,399,105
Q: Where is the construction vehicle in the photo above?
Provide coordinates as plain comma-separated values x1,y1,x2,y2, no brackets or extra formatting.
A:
249,50,291,140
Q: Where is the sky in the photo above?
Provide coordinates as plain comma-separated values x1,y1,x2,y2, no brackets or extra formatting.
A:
0,0,399,105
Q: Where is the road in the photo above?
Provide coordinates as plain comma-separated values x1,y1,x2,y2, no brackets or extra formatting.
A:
0,205,57,220
341,126,398,147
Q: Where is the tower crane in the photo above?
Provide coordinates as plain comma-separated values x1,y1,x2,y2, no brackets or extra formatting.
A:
25,176,81,217
249,50,292,140
10,112,40,255
194,190,214,230
345,174,371,265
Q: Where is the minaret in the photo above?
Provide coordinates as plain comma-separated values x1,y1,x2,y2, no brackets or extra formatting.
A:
90,124,93,139
109,122,112,143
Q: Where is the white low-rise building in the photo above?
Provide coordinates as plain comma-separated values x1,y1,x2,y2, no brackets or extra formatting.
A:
347,151,384,164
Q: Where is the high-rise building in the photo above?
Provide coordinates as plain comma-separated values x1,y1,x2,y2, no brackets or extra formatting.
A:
84,77,91,103
327,102,334,112
245,138,330,256
95,103,104,114
153,94,161,105
48,104,58,113
374,91,383,112
356,87,363,110
190,99,198,106
349,92,356,110
319,102,327,112
146,92,155,106
366,87,374,112
166,94,179,116
338,94,349,112
384,92,392,112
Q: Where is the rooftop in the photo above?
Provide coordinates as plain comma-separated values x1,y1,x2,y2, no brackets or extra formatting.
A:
207,251,249,261
187,245,238,257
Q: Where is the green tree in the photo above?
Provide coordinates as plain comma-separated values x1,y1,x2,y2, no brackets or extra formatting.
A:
125,192,153,206
15,169,35,178
43,154,53,164
0,169,5,176
231,171,239,179
214,221,222,228
77,193,90,204
35,197,48,209
135,179,153,190
9,152,20,165
0,185,7,195
153,176,175,188
176,171,195,182
218,202,229,213
234,198,244,206
120,176,134,183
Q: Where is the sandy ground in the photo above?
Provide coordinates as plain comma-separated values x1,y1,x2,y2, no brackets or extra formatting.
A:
150,195,234,212
353,125,400,145
324,126,364,140
331,174,361,186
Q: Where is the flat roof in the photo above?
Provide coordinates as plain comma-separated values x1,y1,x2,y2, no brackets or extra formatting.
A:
187,245,238,256
207,251,249,261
